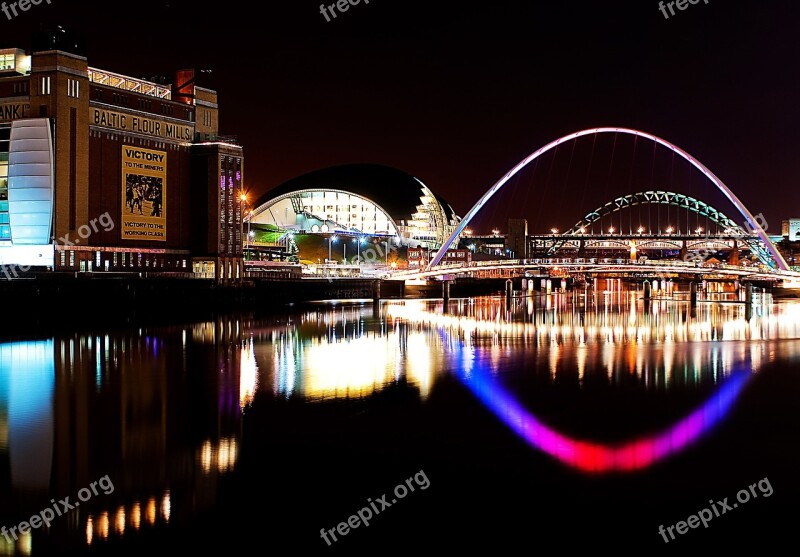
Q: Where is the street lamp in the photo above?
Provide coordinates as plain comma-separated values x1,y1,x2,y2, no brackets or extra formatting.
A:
666,226,674,235
239,192,247,255
551,228,559,235
637,226,645,234
328,234,337,263
608,226,615,234
695,226,704,234
354,236,365,265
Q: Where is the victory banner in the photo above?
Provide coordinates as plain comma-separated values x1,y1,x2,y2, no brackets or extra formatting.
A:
121,146,166,241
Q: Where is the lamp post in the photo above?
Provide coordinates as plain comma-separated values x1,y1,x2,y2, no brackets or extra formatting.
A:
343,243,347,264
239,192,247,256
328,235,337,263
354,237,364,265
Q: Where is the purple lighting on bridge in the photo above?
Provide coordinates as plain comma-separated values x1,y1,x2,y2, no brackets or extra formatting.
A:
430,127,788,271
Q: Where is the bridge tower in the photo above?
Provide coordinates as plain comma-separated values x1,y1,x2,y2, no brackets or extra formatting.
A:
730,239,740,266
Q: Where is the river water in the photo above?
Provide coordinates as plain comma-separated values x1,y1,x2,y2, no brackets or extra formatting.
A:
1,291,799,554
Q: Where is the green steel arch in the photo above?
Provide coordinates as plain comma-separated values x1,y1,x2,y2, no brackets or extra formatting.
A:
551,190,773,266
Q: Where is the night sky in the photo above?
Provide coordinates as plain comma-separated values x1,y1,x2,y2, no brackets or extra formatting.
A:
3,0,799,232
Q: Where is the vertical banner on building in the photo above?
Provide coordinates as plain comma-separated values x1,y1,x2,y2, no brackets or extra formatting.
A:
121,146,166,241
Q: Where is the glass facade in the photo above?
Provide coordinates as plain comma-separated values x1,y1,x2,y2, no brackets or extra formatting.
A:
6,119,54,246
0,123,10,242
257,186,459,249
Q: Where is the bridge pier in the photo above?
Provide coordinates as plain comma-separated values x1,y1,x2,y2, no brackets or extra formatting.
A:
643,280,651,300
690,281,697,308
745,283,753,321
372,280,381,303
442,279,451,311
505,279,513,308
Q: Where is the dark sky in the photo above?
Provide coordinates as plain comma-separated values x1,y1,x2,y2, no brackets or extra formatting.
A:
3,0,799,232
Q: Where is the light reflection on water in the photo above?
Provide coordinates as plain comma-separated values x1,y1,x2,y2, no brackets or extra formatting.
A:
1,293,799,551
262,294,800,401
257,294,800,473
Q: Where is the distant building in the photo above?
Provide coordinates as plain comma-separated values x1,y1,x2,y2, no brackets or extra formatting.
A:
408,247,470,267
782,219,800,241
506,218,528,258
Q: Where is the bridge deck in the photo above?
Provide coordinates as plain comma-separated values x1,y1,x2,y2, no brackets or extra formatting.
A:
391,258,800,284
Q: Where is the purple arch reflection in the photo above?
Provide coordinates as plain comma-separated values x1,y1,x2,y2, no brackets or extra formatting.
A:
455,350,751,473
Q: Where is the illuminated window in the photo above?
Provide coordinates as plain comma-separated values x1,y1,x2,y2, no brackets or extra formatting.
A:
0,53,14,70
67,79,80,98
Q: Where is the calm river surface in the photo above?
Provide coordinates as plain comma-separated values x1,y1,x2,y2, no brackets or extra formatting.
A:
1,291,799,554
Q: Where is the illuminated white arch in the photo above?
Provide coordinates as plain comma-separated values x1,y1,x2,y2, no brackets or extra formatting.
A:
429,127,789,270
250,188,402,237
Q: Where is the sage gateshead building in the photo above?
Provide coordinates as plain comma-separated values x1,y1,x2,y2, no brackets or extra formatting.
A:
0,32,246,280
249,164,461,249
